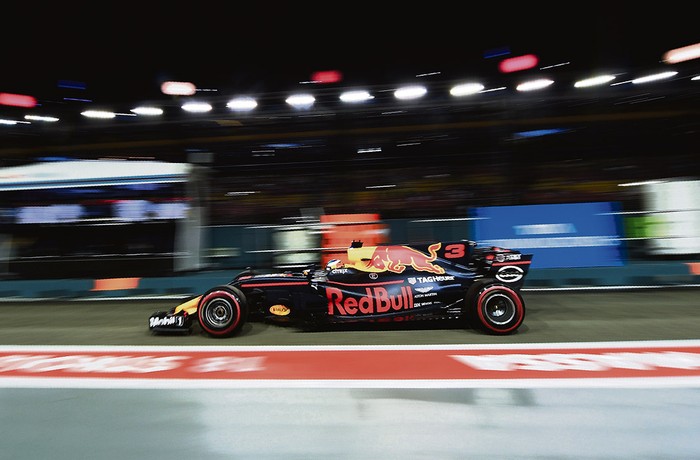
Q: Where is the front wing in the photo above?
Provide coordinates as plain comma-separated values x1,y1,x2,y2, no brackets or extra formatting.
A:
148,310,193,333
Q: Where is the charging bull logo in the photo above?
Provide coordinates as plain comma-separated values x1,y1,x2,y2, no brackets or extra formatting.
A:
365,243,445,274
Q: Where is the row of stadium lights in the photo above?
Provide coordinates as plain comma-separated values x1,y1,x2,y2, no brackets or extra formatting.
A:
1,43,699,126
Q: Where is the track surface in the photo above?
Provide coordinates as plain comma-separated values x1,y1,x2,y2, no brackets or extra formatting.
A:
2,288,699,460
1,288,698,345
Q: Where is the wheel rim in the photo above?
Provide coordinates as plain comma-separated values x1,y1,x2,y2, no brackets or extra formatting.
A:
205,298,234,328
482,292,516,326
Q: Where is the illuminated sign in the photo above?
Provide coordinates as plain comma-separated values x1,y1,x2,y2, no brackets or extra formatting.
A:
0,93,37,108
311,70,342,83
161,81,196,96
471,202,624,268
643,180,700,255
498,54,538,73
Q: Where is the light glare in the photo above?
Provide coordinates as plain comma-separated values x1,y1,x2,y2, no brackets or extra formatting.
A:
339,90,374,103
81,110,116,119
130,106,164,116
449,83,485,96
24,115,59,122
286,94,315,108
227,97,258,111
516,79,554,92
632,71,678,84
311,70,343,84
181,102,213,113
574,75,616,88
0,92,37,108
499,54,539,73
618,180,666,187
663,43,700,64
161,81,197,96
394,85,427,100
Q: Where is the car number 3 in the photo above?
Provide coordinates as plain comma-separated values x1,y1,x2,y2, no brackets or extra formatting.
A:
444,244,466,258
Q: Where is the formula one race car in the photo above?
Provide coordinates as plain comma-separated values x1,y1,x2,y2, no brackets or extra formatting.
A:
149,240,533,337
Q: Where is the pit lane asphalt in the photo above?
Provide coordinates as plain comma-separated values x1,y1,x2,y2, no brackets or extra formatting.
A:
1,286,699,345
3,287,700,460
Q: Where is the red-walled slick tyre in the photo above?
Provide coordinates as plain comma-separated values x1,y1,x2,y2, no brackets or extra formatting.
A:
468,284,525,335
197,285,248,338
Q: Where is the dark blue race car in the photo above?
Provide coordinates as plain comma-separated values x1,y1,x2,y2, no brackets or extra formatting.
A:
149,240,533,338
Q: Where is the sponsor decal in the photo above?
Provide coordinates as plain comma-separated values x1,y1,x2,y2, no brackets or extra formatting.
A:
331,268,351,275
363,243,445,274
326,286,414,315
416,301,437,307
376,314,417,323
496,265,524,283
410,275,455,284
1,342,700,387
0,354,188,374
514,223,577,235
0,353,264,375
495,253,521,262
415,287,433,294
449,351,700,372
369,273,378,280
269,305,291,316
149,316,184,328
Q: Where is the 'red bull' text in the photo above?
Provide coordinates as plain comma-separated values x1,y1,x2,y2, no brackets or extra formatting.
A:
326,286,414,315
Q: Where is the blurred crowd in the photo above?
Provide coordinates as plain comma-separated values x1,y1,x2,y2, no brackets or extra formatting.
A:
205,156,660,225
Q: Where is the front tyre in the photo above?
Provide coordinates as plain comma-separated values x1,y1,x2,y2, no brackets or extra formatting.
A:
197,285,248,338
469,284,525,335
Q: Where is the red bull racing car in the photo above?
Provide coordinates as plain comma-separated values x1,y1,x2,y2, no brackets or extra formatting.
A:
148,240,533,338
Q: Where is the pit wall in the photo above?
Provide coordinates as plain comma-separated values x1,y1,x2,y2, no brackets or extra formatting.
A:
1,261,698,300
1,218,699,299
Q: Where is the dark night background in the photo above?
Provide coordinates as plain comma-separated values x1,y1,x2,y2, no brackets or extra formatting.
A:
1,2,698,277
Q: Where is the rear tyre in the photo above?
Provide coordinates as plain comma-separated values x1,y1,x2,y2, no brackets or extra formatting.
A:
467,284,525,335
197,285,248,338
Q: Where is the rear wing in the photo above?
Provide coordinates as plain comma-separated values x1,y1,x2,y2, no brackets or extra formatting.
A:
486,253,533,284
434,241,533,285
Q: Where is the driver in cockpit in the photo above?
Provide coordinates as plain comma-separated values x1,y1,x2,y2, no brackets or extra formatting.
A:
325,259,344,271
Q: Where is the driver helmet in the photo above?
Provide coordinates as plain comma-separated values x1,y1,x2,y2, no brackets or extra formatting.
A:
326,259,344,270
